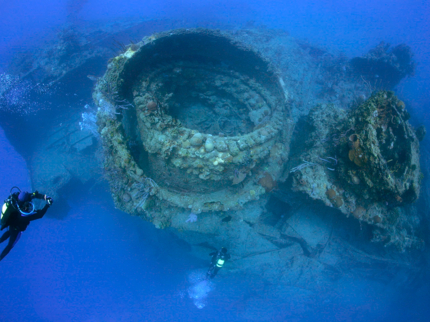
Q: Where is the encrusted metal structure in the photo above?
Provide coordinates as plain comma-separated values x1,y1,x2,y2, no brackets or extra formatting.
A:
94,29,292,224
291,91,423,251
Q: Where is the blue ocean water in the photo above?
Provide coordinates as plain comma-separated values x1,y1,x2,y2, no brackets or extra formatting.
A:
1,1,429,321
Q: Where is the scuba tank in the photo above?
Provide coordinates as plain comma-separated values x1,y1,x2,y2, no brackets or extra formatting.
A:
216,258,225,268
1,202,9,228
1,187,19,229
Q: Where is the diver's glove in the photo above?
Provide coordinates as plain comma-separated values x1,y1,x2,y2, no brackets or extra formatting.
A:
45,196,53,206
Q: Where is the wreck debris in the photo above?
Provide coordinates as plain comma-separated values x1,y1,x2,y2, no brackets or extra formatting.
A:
350,41,415,89
290,91,423,251
95,29,292,226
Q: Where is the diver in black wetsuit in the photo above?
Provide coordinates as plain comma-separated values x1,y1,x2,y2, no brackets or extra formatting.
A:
0,187,53,261
206,247,231,279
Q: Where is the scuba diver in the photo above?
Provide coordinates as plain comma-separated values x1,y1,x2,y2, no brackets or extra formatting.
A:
206,247,231,279
0,187,53,261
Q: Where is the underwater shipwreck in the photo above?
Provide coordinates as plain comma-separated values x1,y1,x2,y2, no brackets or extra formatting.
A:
2,21,427,315
93,28,424,253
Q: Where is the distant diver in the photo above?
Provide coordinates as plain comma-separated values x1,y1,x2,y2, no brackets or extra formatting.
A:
206,247,230,279
0,187,53,261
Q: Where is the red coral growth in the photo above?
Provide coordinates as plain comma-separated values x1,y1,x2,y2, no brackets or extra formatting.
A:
258,172,277,192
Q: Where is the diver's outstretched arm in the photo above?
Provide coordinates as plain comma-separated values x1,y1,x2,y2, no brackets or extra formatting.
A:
26,204,50,222
30,191,47,200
